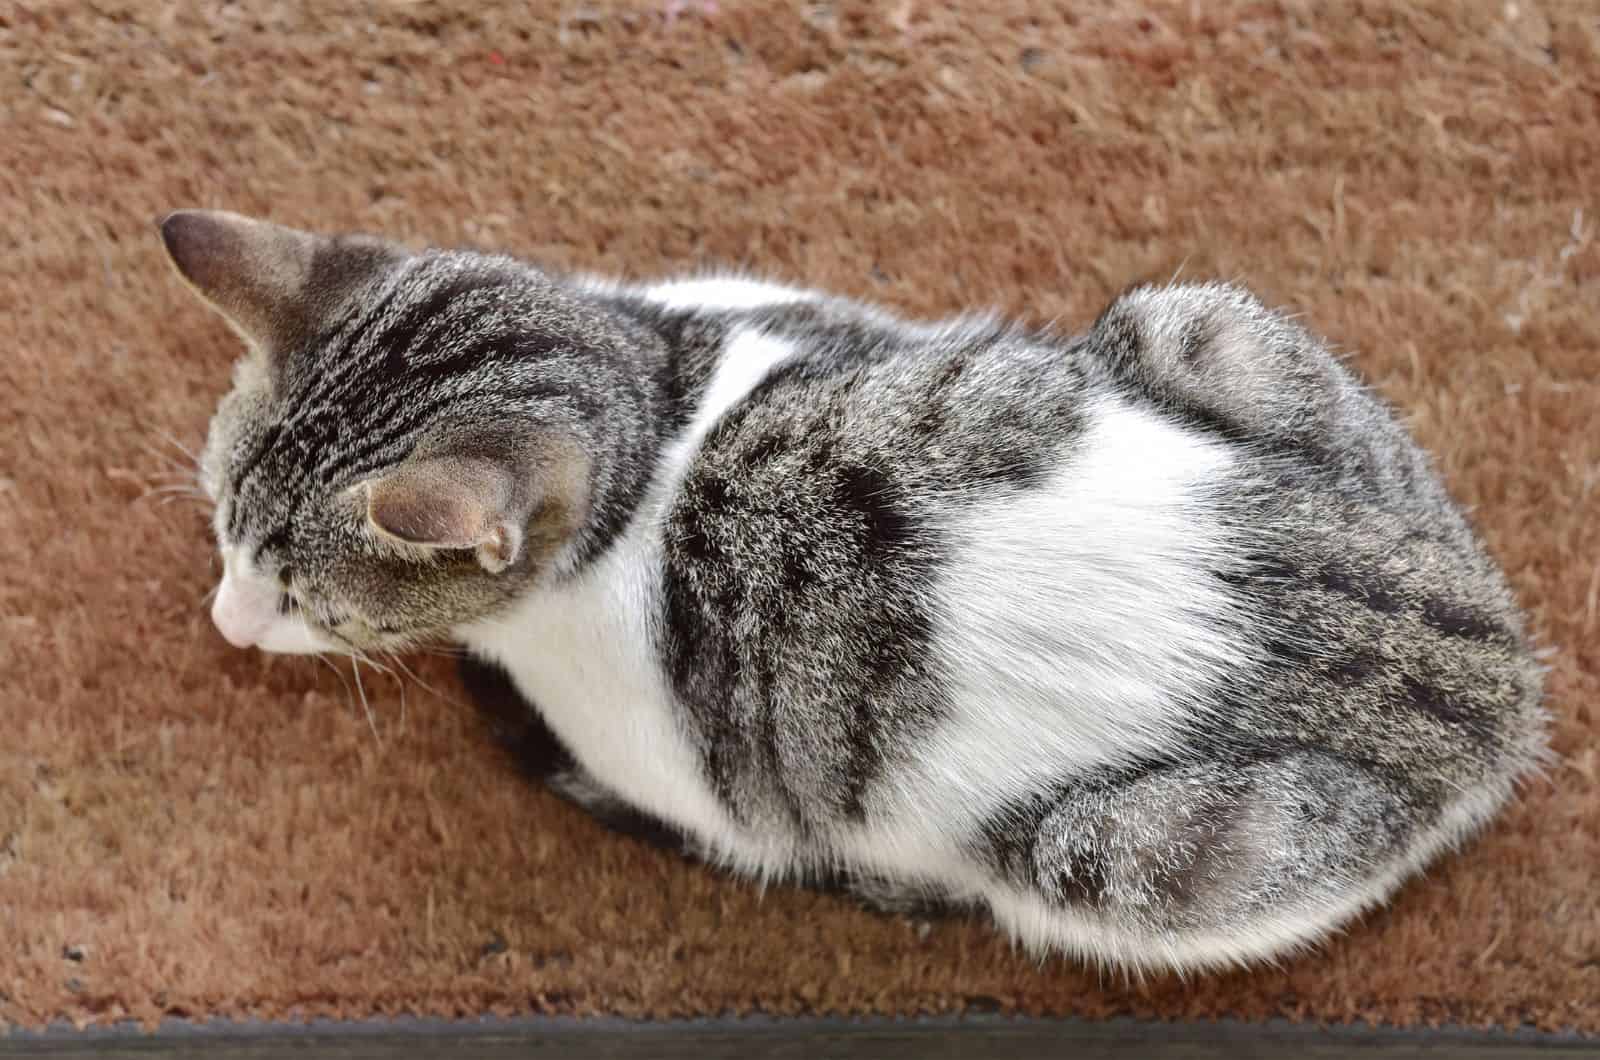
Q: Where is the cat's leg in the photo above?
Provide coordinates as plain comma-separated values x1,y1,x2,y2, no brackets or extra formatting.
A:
830,873,963,919
540,765,692,852
457,655,691,853
459,654,967,913
1086,283,1442,502
457,653,576,780
990,751,1435,969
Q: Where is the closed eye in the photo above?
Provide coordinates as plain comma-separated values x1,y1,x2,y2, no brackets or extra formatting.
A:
271,593,368,633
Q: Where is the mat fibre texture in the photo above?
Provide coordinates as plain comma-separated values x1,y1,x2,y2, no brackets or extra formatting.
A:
1,0,1597,1035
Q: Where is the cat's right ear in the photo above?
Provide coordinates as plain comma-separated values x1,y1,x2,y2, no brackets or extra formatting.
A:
363,455,532,574
157,209,403,355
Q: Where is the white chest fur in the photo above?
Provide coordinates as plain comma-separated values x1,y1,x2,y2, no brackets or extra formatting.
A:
458,279,817,869
459,537,734,842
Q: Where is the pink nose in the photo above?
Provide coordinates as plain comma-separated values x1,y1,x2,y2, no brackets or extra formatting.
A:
210,572,278,649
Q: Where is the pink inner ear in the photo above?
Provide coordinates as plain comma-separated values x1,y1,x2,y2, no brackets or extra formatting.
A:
365,457,509,550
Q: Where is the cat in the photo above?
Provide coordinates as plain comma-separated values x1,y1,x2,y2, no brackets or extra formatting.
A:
159,208,1547,972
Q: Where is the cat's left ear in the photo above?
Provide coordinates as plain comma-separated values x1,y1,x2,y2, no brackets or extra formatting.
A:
157,209,402,355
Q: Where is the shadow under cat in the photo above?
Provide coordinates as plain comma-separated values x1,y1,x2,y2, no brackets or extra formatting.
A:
457,654,954,920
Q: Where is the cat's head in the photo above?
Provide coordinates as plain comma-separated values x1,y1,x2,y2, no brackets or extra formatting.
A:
159,210,607,655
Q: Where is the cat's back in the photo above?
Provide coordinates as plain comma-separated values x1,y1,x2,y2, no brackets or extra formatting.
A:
620,277,1542,835
629,279,1238,824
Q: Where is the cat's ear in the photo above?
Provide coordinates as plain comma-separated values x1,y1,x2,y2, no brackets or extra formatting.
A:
364,432,594,574
364,456,528,573
157,209,401,354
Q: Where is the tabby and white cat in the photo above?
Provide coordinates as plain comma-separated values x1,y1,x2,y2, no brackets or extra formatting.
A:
159,209,1546,971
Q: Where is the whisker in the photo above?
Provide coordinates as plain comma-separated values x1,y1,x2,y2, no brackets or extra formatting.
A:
130,468,213,511
155,428,202,466
369,650,412,731
136,437,199,476
351,650,406,715
382,650,466,712
313,653,358,714
146,482,206,496
350,650,399,681
394,665,409,730
157,492,212,508
348,651,382,746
